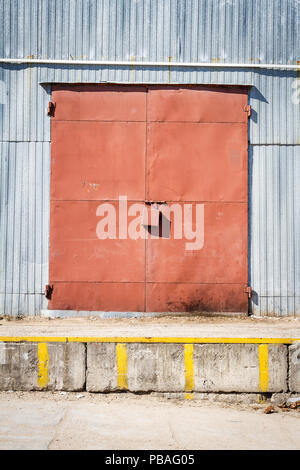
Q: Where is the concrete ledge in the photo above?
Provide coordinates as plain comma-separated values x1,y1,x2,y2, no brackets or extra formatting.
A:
86,342,288,393
2,317,300,341
193,344,287,393
0,338,298,394
0,342,85,391
289,343,300,392
87,343,117,392
41,310,248,319
127,343,185,393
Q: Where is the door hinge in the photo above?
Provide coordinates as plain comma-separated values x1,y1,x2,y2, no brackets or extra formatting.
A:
244,285,252,299
47,101,56,117
45,284,53,300
243,104,251,117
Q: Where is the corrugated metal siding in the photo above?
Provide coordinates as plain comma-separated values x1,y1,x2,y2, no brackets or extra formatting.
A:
1,66,299,145
250,145,300,316
0,142,50,315
0,66,51,142
0,0,299,315
0,0,299,63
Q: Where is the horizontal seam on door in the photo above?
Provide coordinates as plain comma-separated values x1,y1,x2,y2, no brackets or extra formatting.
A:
53,120,246,124
50,200,248,203
49,281,247,285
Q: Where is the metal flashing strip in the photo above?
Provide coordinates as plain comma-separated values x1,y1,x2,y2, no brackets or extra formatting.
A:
1,58,300,70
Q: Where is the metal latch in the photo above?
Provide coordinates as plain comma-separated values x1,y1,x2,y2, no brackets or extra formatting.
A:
244,285,252,299
47,101,56,117
145,200,167,206
45,284,53,300
243,104,251,117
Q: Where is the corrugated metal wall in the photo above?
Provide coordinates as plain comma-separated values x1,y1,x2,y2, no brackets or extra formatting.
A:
0,0,299,316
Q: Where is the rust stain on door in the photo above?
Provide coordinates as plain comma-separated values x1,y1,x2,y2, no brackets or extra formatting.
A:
49,85,249,313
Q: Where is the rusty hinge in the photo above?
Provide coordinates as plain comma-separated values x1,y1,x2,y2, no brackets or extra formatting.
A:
47,101,56,117
243,104,251,117
244,285,252,299
45,284,53,300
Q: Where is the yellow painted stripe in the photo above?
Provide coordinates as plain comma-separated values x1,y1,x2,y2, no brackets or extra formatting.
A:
37,343,49,389
66,337,300,344
184,393,194,400
0,336,67,343
67,337,300,344
184,344,194,399
258,344,269,392
0,336,299,344
116,343,128,390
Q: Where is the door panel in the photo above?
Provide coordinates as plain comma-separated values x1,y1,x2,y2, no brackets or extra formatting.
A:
147,86,248,123
147,122,247,202
49,85,147,312
147,283,247,313
49,282,145,312
146,202,247,284
50,201,145,283
145,85,248,312
53,84,146,121
52,121,146,201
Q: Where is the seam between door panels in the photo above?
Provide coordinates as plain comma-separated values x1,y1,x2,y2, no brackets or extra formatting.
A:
145,88,148,312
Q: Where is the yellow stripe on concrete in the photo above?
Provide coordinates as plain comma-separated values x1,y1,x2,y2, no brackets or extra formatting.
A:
0,336,299,344
258,344,269,392
184,344,194,399
0,337,67,343
67,337,299,344
184,393,194,400
116,343,128,390
37,343,49,389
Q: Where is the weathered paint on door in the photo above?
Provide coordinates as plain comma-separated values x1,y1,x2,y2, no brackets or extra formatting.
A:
49,85,249,312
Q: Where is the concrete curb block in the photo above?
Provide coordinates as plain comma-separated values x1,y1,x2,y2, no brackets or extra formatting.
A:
0,342,85,391
0,340,298,394
289,343,300,392
86,343,288,393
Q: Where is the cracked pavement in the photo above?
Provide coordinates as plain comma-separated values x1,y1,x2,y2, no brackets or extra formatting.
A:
0,392,299,450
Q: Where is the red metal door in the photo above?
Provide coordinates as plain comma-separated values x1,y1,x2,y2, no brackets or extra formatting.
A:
49,85,249,312
49,85,147,311
145,86,248,312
